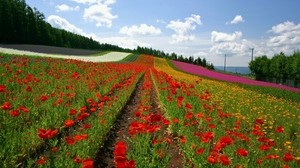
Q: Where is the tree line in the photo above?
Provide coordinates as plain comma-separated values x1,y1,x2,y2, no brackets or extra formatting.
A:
249,51,300,84
0,0,130,52
134,46,214,70
0,0,214,70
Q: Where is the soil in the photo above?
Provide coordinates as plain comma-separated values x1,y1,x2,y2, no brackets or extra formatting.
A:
93,73,184,168
93,75,145,168
0,44,101,56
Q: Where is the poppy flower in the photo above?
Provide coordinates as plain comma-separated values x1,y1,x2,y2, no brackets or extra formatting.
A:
69,109,77,115
276,126,284,133
36,156,47,165
236,148,248,157
38,129,58,139
219,136,233,146
40,95,48,102
52,147,58,152
82,158,93,168
19,106,29,113
26,86,32,92
0,85,6,92
185,103,192,110
259,144,270,151
196,148,204,155
219,154,230,166
65,119,74,128
1,101,11,110
207,155,217,164
73,156,82,164
10,110,20,117
283,152,294,162
65,136,76,145
84,123,91,129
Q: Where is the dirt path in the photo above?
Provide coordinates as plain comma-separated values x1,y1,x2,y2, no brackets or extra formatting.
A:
93,75,145,168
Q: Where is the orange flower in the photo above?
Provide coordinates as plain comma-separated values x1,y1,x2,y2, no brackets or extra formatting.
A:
65,119,74,128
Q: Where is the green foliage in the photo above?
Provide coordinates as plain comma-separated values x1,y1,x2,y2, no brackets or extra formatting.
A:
0,0,130,52
134,46,215,70
249,52,300,83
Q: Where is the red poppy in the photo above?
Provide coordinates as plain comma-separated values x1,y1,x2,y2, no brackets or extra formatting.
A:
185,103,192,110
276,126,284,133
10,110,20,117
219,136,233,146
162,119,170,125
196,148,204,155
255,118,263,125
185,112,193,120
84,123,91,129
259,144,270,151
38,129,58,139
219,154,230,166
207,155,217,164
283,152,293,162
65,136,76,145
65,119,74,128
172,118,179,124
202,131,214,143
74,156,82,164
0,85,6,92
69,109,77,115
236,148,248,157
19,106,29,113
195,113,205,119
1,101,11,110
26,86,32,92
36,156,47,165
82,158,93,168
179,135,187,143
52,147,58,152
40,95,48,102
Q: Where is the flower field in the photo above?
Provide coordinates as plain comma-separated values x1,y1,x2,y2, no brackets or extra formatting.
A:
1,54,300,167
172,60,300,93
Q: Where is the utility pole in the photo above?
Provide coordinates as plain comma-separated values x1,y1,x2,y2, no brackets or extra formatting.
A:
251,48,254,61
224,54,227,72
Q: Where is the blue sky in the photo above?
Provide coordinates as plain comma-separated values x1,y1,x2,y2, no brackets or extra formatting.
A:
26,0,300,66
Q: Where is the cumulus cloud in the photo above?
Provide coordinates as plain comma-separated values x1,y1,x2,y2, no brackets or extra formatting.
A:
96,36,150,49
71,0,116,5
167,14,202,43
70,0,117,27
47,15,84,35
211,31,242,43
55,4,80,12
268,21,300,48
83,3,117,27
226,15,245,25
119,24,161,36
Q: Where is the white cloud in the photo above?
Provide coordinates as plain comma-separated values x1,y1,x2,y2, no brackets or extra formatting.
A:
95,36,150,49
119,24,161,36
55,4,80,12
167,14,202,43
226,15,245,24
211,31,242,43
47,15,84,35
71,0,116,5
83,4,117,27
267,21,300,53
